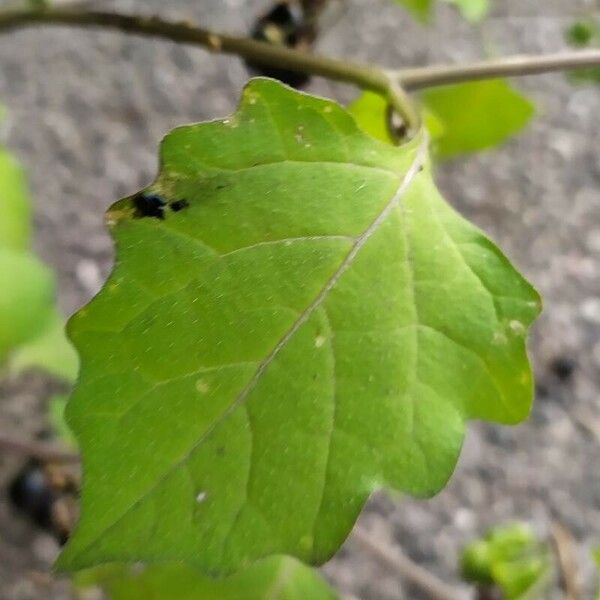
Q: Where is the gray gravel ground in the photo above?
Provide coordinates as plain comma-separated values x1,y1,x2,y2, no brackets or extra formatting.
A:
0,0,599,598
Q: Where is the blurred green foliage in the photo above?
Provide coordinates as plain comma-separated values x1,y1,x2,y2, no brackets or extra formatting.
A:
48,394,78,448
565,19,600,84
461,523,552,599
0,108,77,379
421,80,535,158
348,80,533,159
394,0,489,22
595,549,600,600
75,558,338,600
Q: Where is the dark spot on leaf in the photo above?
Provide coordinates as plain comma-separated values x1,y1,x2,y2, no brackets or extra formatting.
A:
133,192,167,220
216,446,225,457
170,199,189,212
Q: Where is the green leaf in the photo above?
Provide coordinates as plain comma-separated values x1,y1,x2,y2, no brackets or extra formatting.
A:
76,557,338,600
394,0,433,22
393,0,489,22
442,0,489,22
48,394,78,448
421,80,534,159
0,145,32,252
461,524,551,599
565,20,600,85
10,309,79,382
0,140,74,368
58,78,540,574
0,247,55,360
347,92,394,145
566,20,599,47
348,92,444,146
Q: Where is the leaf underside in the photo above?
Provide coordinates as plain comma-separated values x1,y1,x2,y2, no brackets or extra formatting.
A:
59,78,540,575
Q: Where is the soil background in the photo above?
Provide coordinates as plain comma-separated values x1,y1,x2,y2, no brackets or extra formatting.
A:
0,0,599,598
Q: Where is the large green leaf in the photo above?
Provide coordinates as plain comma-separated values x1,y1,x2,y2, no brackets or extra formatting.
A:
77,557,337,600
421,80,534,159
58,79,540,574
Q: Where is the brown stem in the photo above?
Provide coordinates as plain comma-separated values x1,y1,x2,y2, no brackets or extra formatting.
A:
0,7,389,99
1,7,599,130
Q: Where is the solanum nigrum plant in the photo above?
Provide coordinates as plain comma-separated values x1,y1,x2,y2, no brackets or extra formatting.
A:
0,1,599,598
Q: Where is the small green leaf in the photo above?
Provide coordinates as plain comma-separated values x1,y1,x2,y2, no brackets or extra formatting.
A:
0,146,32,252
594,550,600,600
442,0,489,22
348,92,444,146
566,21,599,47
347,92,394,145
11,310,79,382
394,0,433,22
48,394,78,448
0,141,75,370
393,0,490,22
76,557,338,600
565,20,600,85
0,248,55,360
420,80,535,159
461,524,551,599
58,79,540,575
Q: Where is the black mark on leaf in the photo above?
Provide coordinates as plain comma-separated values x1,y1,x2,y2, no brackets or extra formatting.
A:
133,192,167,220
170,199,190,212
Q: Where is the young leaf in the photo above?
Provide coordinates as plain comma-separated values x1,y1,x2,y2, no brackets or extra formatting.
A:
565,20,600,85
0,145,32,252
347,91,394,144
0,247,55,360
58,78,540,575
461,523,551,599
0,141,76,368
10,309,79,382
394,0,433,22
348,91,444,147
393,0,489,22
421,80,534,159
76,557,338,600
442,0,489,23
0,136,51,356
594,549,600,600
48,394,78,448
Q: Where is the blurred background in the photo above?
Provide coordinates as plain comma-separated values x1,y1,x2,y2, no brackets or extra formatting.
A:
0,0,598,598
